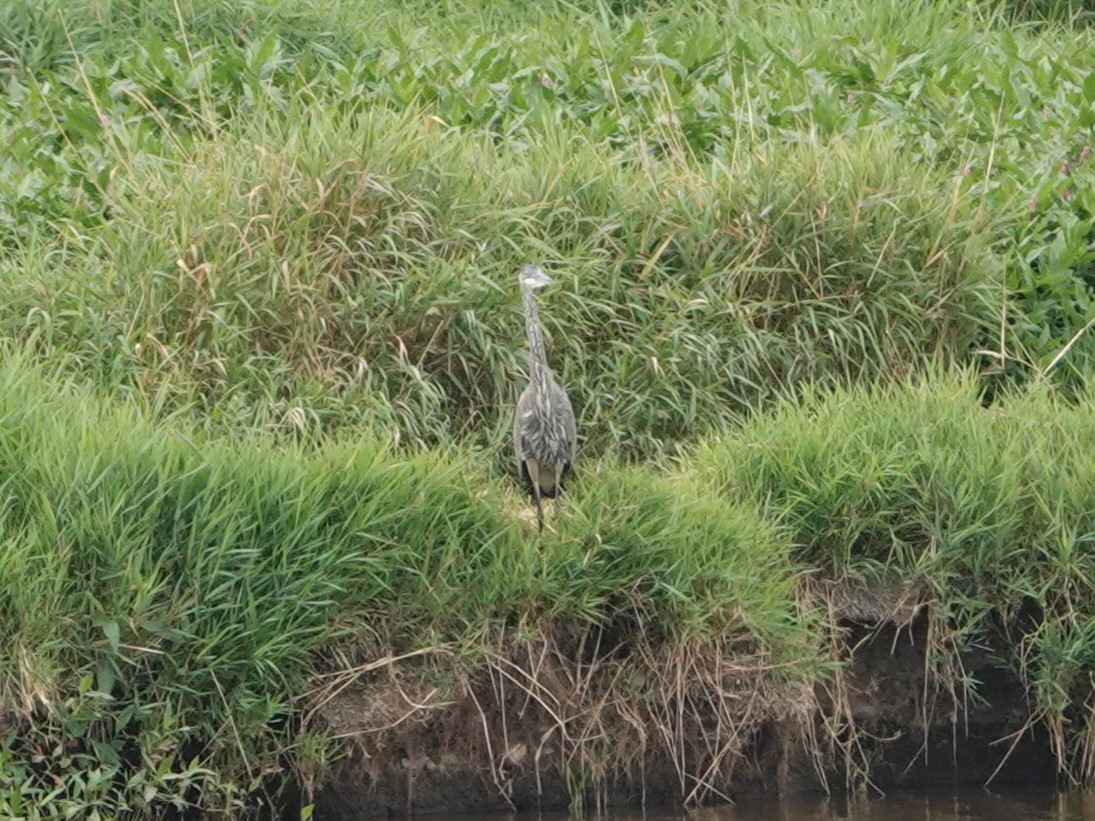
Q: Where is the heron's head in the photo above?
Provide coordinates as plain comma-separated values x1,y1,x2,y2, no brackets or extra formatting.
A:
518,264,555,291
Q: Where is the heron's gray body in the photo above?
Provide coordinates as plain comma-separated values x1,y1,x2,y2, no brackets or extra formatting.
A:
514,265,576,529
514,378,575,498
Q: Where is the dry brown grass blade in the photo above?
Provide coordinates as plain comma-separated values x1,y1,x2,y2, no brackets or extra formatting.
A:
307,622,821,810
301,645,454,730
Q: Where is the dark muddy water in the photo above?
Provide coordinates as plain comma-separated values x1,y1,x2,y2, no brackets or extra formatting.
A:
408,787,1095,821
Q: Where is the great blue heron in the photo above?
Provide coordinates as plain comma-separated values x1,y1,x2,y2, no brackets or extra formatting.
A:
514,264,576,533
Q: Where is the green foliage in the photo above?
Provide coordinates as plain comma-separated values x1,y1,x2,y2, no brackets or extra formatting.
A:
696,370,1095,774
0,352,514,813
549,465,813,654
0,0,1088,427
0,352,813,814
0,114,994,461
4,0,1095,812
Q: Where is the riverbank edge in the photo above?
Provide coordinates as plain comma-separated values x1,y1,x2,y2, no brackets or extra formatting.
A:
311,578,1057,818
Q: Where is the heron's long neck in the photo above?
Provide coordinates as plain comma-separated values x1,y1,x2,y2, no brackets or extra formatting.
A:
522,288,552,393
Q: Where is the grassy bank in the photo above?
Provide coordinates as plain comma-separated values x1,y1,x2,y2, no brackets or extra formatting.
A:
698,371,1095,779
7,355,1095,815
3,0,1094,457
0,352,818,816
3,0,1095,816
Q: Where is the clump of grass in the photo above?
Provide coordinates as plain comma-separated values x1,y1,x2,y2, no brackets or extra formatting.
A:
0,352,522,815
0,350,819,815
10,0,1095,455
546,465,818,655
0,103,998,462
305,463,825,812
695,370,1095,779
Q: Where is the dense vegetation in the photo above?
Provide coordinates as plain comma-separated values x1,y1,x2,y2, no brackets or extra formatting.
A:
2,0,1095,816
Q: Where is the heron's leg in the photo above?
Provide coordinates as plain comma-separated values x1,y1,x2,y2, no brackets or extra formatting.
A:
525,459,544,534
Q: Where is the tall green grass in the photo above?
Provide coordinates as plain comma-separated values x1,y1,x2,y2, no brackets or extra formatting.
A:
3,113,993,460
696,370,1095,778
2,0,1093,457
0,351,813,815
9,353,1095,814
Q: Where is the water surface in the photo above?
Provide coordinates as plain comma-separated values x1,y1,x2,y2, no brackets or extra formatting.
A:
411,787,1095,821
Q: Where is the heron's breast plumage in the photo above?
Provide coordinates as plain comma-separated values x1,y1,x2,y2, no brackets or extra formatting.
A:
515,380,574,466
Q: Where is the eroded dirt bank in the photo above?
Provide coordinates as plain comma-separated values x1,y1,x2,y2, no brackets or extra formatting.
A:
312,582,1057,819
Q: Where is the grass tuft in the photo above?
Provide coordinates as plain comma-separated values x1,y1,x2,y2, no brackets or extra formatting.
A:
0,350,818,814
696,370,1095,779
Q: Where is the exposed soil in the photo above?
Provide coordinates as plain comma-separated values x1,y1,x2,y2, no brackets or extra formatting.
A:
312,581,1057,819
